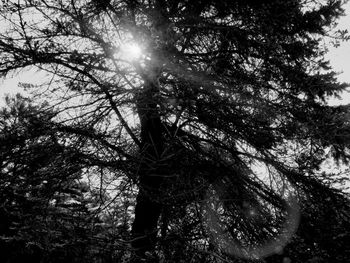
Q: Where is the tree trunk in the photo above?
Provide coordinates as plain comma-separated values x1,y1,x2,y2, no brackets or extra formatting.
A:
131,75,163,259
131,2,171,258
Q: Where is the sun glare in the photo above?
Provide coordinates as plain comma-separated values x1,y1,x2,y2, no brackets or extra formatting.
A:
120,43,142,61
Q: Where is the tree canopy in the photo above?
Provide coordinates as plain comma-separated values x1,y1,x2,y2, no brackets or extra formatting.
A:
1,0,350,262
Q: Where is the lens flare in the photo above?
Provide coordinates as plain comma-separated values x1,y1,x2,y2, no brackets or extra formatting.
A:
202,179,300,260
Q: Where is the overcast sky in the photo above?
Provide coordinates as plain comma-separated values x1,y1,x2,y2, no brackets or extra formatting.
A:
1,3,350,107
325,0,350,105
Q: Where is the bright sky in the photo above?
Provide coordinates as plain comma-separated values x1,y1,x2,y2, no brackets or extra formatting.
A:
1,3,350,106
326,0,350,105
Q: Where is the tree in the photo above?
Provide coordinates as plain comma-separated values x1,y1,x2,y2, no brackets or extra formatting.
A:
0,0,350,262
0,94,137,262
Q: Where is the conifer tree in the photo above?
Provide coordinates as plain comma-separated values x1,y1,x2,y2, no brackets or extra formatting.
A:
1,1,350,262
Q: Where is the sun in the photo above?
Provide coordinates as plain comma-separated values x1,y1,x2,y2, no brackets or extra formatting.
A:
120,42,143,61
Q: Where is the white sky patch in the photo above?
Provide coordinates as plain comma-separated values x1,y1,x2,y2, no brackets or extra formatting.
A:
325,0,350,105
0,69,50,107
0,71,31,107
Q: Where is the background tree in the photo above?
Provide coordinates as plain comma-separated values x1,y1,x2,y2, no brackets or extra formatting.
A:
0,0,350,262
0,95,136,262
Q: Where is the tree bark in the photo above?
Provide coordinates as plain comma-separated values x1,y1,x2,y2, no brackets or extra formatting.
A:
131,75,163,258
131,2,171,258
